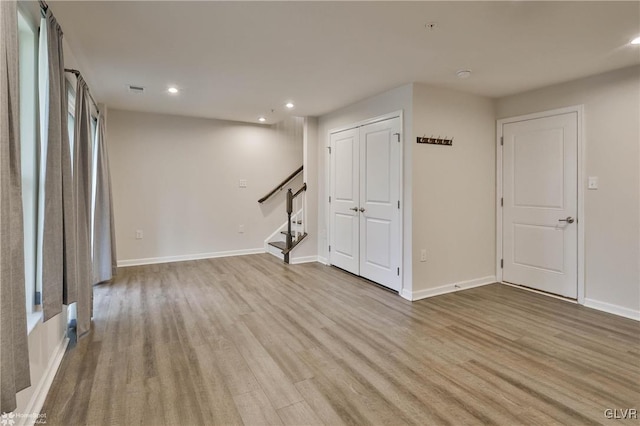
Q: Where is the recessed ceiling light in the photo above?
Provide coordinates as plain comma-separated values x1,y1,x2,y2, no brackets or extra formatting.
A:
258,117,266,122
285,102,295,109
631,36,640,45
456,69,472,79
167,87,179,94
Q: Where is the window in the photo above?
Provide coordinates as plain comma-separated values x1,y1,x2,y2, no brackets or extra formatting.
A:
67,80,75,161
18,8,38,314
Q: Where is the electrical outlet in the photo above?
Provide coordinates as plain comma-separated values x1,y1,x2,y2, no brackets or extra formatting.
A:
239,179,247,188
135,230,143,240
238,225,244,233
420,249,427,262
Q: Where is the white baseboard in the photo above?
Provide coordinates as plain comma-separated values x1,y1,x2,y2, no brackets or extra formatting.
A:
317,256,328,265
400,288,412,301
18,335,69,426
117,248,265,267
583,298,640,321
409,275,497,301
290,255,318,264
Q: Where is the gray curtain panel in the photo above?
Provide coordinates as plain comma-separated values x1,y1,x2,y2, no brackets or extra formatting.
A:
73,76,93,337
40,9,78,321
92,109,117,284
0,0,31,412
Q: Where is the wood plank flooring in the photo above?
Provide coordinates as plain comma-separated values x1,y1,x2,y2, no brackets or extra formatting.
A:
41,254,640,425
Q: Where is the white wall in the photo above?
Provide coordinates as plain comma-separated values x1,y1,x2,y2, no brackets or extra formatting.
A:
496,65,640,318
411,83,496,297
317,84,414,294
108,109,303,265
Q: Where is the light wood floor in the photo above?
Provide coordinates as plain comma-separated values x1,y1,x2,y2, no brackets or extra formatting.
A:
41,254,639,425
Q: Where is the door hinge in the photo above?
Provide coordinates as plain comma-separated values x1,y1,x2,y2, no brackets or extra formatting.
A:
500,136,504,146
35,291,41,306
329,196,331,203
501,197,503,207
397,267,400,276
327,146,331,154
500,259,503,268
328,245,331,252
394,132,400,142
397,200,400,209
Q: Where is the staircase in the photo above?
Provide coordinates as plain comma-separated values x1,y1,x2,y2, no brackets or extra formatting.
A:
259,167,308,264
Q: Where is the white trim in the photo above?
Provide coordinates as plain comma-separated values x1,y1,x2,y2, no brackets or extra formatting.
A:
317,256,329,265
327,110,404,135
583,299,640,321
400,288,412,301
496,105,585,303
18,335,69,426
117,248,265,267
26,311,43,335
290,255,318,265
407,276,497,301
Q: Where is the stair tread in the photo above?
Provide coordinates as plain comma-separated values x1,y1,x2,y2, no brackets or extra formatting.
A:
268,241,287,250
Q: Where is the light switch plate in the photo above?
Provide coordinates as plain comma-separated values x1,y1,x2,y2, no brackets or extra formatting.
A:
588,176,598,190
239,179,247,188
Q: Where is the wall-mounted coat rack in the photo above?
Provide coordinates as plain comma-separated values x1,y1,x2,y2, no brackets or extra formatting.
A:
417,135,453,146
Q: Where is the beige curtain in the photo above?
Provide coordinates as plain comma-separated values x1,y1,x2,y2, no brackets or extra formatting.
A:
92,109,117,284
0,0,31,412
73,76,93,337
40,9,78,320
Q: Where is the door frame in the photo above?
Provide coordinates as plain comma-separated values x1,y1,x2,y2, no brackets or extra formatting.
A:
327,110,404,292
496,105,585,304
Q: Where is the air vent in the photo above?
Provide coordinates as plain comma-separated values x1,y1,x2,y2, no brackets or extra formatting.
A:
127,85,145,94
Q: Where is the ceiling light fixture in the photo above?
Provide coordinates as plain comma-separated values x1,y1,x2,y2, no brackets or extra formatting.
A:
456,69,472,79
167,87,179,94
285,102,295,109
631,36,640,45
258,117,266,122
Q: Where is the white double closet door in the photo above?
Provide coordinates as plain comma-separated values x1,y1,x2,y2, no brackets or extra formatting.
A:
329,117,401,292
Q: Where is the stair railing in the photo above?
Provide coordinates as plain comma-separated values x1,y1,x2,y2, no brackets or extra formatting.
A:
284,183,307,263
258,165,303,203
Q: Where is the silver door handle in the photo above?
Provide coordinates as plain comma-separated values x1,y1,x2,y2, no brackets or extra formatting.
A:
559,217,575,224
359,207,365,212
349,207,359,212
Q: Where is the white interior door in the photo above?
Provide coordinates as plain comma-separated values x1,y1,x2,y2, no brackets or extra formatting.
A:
502,112,578,298
359,118,401,291
329,128,360,274
329,116,401,292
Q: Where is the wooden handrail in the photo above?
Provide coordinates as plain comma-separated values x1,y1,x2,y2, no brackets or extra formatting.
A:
258,165,303,203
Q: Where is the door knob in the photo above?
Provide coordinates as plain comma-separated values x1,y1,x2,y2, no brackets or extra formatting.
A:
559,216,575,224
359,207,366,212
349,207,359,212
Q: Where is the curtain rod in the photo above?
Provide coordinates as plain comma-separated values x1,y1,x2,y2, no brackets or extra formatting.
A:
65,68,100,113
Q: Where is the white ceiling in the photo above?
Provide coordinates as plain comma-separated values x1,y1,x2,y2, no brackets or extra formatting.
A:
48,1,640,124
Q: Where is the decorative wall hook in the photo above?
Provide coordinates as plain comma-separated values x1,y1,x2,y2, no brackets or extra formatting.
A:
417,134,453,146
